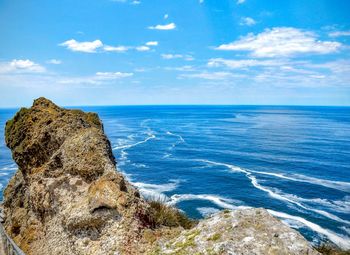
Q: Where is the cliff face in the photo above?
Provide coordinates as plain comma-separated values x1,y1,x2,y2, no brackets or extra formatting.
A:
3,98,320,255
3,98,151,255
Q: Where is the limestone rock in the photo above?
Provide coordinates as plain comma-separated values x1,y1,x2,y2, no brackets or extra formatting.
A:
3,97,150,255
150,208,320,255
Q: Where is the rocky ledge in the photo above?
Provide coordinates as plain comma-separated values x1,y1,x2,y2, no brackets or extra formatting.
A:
2,98,320,255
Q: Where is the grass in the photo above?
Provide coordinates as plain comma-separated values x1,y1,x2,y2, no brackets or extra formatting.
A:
146,197,197,230
316,244,350,255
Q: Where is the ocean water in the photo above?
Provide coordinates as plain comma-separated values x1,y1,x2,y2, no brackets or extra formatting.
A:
1,106,350,249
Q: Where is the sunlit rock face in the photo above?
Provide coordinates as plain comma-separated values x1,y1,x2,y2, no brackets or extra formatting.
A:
151,208,320,255
3,97,150,255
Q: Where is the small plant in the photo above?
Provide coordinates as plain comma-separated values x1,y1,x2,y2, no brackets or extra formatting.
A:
146,196,197,229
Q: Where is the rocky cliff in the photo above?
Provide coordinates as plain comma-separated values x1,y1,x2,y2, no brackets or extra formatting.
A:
2,98,320,255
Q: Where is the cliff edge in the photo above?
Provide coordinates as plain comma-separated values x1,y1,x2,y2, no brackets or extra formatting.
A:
2,98,320,255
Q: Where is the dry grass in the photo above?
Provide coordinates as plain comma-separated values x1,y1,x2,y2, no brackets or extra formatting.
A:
146,197,197,229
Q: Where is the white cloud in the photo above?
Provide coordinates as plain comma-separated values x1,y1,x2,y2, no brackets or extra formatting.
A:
199,0,204,4
328,30,350,37
95,72,133,80
208,58,282,69
237,0,246,4
180,71,234,80
148,23,176,30
47,59,62,65
145,41,158,46
131,0,141,4
161,54,194,61
60,39,103,53
164,14,169,19
240,17,256,26
216,27,342,57
104,45,129,52
136,46,150,51
0,59,45,73
59,71,133,85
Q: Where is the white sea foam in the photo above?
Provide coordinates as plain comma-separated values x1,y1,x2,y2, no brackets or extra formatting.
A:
166,131,185,143
341,226,350,235
112,133,156,150
252,171,350,193
168,194,242,210
198,159,350,225
268,209,350,250
197,207,220,217
248,174,350,225
132,180,181,201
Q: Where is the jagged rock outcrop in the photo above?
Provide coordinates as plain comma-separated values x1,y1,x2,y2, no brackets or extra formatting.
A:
149,208,320,255
3,97,321,255
3,98,151,255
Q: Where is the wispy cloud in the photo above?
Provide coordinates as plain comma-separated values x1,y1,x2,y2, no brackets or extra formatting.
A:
103,45,129,52
136,46,150,51
216,27,342,57
145,41,158,46
161,54,194,61
60,39,103,53
240,17,256,26
180,71,234,80
61,39,158,53
208,58,282,69
237,0,246,4
148,23,176,30
59,71,133,85
0,59,46,73
328,30,350,37
47,59,62,65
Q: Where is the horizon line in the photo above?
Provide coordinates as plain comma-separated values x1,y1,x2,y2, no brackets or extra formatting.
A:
1,103,350,109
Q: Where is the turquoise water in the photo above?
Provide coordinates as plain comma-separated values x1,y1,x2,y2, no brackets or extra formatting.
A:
1,106,350,248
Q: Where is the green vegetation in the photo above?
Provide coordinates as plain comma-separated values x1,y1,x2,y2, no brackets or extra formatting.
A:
147,197,197,229
207,233,221,242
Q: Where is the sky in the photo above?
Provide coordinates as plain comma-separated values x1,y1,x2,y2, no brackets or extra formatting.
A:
0,0,350,107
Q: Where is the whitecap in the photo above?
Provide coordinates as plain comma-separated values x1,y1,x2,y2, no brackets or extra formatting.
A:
252,171,350,193
268,209,350,250
132,180,181,201
168,194,243,210
198,159,350,225
166,131,185,143
197,207,220,217
112,133,156,150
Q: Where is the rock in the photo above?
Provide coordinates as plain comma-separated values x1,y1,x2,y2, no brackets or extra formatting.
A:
3,97,321,255
3,97,151,255
149,208,320,255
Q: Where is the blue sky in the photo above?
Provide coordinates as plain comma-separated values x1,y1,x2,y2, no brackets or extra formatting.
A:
0,0,350,107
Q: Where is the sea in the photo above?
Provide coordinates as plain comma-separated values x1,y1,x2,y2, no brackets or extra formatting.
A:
1,105,350,249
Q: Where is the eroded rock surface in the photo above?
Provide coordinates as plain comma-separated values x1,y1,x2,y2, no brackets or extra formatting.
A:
3,98,151,255
150,208,320,255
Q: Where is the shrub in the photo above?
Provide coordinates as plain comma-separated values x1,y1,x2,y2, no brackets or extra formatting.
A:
146,197,197,229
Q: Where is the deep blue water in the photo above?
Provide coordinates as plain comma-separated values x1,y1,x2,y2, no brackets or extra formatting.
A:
1,106,350,249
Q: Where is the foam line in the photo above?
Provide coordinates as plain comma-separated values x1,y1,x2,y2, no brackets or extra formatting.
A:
199,159,350,225
168,194,243,210
248,174,350,225
132,180,181,201
112,134,155,150
252,171,350,193
268,209,350,250
166,131,185,143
